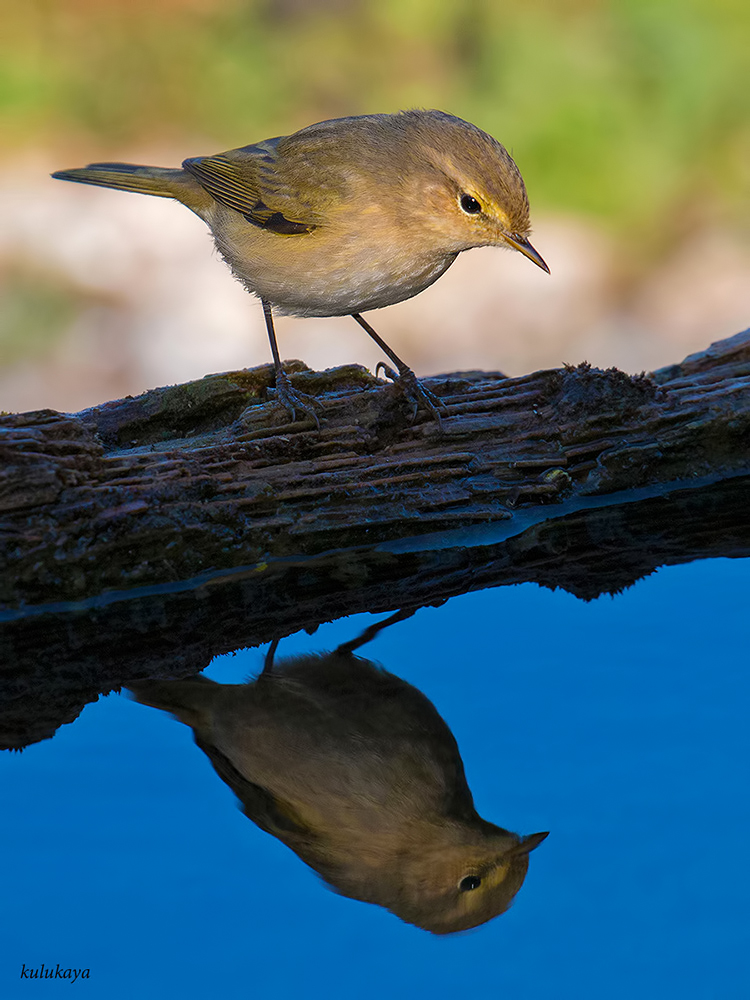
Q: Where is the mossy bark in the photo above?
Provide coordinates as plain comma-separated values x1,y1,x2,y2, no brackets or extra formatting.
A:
1,329,749,611
1,328,750,747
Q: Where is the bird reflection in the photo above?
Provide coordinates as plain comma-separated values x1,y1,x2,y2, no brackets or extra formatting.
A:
129,611,547,934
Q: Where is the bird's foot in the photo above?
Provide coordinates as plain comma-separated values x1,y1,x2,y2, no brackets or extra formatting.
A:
376,362,445,428
267,368,322,429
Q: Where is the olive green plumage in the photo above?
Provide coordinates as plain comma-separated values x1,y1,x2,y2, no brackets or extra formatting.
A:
53,110,548,422
130,642,547,934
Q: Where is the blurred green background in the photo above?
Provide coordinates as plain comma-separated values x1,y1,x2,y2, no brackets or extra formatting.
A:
1,0,749,410
4,0,749,245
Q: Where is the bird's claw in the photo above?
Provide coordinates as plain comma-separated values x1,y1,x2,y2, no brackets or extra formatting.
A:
376,362,444,428
268,370,322,429
375,361,399,383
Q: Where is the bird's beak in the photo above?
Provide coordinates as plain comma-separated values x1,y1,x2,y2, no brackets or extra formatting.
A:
506,831,550,857
505,234,550,274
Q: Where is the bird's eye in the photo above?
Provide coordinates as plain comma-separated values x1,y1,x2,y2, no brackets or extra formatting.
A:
458,875,482,892
459,193,482,215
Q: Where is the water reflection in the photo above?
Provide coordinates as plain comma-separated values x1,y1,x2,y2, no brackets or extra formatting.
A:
130,612,547,934
3,474,748,751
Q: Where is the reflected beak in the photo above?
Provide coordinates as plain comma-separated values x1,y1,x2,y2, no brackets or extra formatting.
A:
505,234,550,273
506,831,550,857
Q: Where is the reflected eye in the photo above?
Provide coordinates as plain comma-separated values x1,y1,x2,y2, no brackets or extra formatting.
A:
458,875,482,892
459,193,482,215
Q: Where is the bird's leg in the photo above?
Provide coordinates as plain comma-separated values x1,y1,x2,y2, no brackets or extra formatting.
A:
335,607,418,656
351,313,444,426
262,637,281,675
262,299,321,428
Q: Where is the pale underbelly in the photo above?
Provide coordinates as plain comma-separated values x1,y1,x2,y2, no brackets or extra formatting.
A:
212,221,459,317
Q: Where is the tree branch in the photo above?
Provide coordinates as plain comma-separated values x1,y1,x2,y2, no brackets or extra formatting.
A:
2,329,749,609
1,329,749,747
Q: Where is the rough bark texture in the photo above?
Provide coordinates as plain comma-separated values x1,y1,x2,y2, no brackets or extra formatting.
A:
2,329,749,609
1,328,749,748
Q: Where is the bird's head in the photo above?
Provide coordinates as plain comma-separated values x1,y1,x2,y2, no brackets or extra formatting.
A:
403,109,549,272
384,825,550,934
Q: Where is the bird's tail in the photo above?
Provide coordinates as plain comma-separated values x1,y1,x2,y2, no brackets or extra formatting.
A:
52,162,206,212
128,675,221,729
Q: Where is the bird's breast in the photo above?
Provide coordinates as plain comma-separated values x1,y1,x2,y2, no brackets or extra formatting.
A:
209,204,458,316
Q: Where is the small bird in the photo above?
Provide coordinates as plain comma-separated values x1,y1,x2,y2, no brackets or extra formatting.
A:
53,110,548,425
129,618,548,934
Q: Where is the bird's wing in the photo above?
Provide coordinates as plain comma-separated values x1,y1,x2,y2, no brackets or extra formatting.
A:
193,734,312,838
182,139,318,235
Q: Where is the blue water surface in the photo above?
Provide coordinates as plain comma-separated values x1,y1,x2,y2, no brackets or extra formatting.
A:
1,557,748,999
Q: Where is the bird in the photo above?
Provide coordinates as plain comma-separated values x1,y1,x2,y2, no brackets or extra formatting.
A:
129,615,548,934
53,109,549,426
